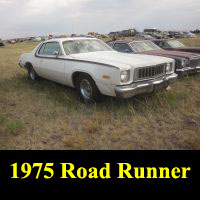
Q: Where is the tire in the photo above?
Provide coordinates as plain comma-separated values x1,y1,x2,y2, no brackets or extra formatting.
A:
27,65,39,81
75,73,103,103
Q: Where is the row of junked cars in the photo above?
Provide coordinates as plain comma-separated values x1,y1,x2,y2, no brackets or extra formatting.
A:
19,37,200,103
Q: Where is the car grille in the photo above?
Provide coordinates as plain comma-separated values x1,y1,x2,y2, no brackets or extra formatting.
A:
190,58,200,68
136,64,166,80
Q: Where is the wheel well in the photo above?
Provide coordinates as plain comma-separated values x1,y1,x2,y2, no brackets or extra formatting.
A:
25,62,32,70
72,72,93,87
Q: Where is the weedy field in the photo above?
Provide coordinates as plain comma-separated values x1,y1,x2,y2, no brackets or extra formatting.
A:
0,37,200,149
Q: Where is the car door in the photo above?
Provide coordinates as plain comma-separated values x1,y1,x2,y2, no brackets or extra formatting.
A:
36,42,66,84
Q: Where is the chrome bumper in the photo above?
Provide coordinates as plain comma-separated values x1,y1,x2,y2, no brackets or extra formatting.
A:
115,73,178,99
176,66,200,74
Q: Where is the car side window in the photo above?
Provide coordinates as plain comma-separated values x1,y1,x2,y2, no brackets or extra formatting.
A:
113,43,132,53
42,42,61,55
38,43,46,55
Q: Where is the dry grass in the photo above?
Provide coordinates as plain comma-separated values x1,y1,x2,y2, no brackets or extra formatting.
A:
0,39,200,150
179,34,200,47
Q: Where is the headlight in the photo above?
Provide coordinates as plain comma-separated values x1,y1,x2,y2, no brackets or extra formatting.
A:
166,63,171,72
120,70,130,83
166,63,173,73
181,59,189,67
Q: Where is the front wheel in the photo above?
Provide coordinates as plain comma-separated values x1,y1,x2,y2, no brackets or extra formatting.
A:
76,74,103,103
28,66,39,81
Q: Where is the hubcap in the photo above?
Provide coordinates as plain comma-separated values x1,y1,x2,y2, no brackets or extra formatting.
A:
30,69,35,80
80,79,92,100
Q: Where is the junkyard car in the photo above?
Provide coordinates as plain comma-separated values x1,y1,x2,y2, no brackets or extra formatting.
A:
109,40,200,75
0,38,5,47
152,39,200,55
135,33,154,40
19,38,177,102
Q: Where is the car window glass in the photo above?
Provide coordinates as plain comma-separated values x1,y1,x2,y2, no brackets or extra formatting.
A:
113,43,132,53
43,42,61,55
158,42,164,48
130,41,161,53
38,44,46,54
63,40,112,55
159,41,169,48
167,40,185,48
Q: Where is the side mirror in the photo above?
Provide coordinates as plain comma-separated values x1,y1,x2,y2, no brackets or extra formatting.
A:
53,51,59,56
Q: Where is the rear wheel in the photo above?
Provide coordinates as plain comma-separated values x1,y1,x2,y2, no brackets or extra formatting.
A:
76,74,102,103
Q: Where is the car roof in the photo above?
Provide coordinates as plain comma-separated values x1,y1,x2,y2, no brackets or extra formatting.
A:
112,39,153,44
44,37,98,43
152,39,175,42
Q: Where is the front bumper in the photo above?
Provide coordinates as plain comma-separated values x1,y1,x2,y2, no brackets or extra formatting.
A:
115,73,178,99
176,66,200,75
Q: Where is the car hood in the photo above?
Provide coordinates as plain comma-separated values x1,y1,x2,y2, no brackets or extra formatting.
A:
142,49,199,59
70,51,173,70
175,47,200,52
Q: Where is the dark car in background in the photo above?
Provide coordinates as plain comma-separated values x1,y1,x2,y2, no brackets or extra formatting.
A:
135,33,154,40
108,40,200,75
168,31,183,38
0,38,5,47
152,39,200,55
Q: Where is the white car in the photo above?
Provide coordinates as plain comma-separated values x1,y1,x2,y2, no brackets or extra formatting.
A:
19,38,177,102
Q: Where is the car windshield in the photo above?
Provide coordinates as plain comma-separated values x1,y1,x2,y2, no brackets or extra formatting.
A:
63,39,113,55
130,41,161,53
167,40,185,48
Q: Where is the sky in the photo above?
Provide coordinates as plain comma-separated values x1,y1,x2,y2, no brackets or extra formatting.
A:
0,0,200,39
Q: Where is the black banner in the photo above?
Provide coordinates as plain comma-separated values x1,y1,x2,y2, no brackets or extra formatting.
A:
0,150,199,185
